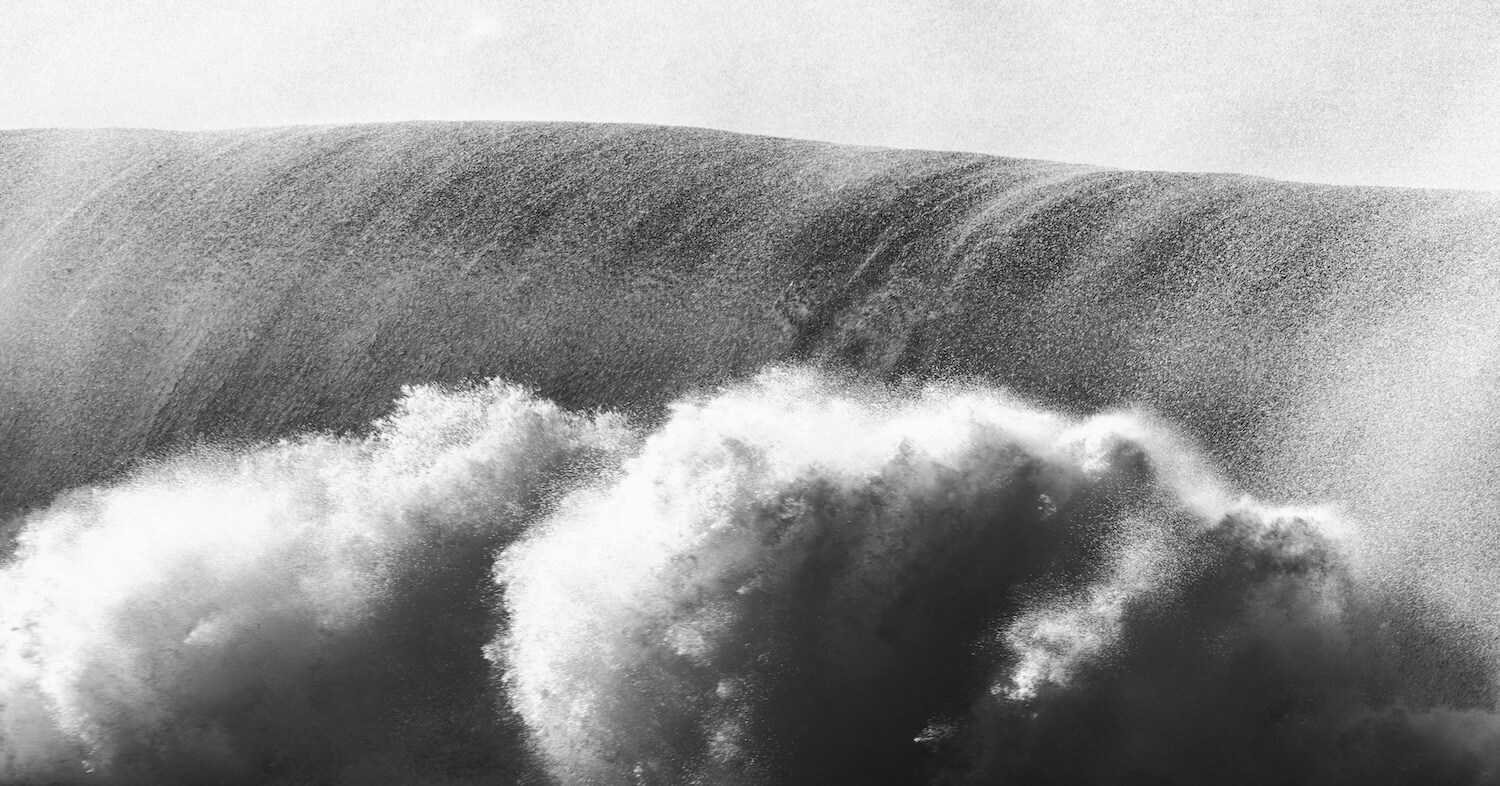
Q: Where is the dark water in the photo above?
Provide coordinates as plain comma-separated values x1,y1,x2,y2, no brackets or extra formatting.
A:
3,123,1500,783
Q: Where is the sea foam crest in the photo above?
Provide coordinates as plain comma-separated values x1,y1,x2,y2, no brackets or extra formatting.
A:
0,380,632,783
1,368,1496,785
495,368,1499,785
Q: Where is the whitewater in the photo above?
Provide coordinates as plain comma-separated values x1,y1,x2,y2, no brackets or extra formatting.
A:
0,368,1494,785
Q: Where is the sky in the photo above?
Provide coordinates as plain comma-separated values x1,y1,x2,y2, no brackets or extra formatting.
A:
3,0,1499,190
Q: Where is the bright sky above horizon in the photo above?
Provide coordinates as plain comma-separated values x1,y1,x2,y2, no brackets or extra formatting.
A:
4,0,1499,191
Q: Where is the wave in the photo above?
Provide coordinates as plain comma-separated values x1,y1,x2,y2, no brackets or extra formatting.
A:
3,368,1495,784
5,122,1500,634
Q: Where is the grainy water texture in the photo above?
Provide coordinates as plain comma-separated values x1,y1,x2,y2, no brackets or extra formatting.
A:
5,123,1500,784
2,369,1496,784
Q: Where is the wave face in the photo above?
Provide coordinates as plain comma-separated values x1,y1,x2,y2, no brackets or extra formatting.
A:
2,369,1496,784
4,122,1500,627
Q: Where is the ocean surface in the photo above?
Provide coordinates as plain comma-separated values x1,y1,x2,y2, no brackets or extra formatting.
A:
2,123,1499,783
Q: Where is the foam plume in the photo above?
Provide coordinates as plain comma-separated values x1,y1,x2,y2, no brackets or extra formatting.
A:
497,369,1500,785
2,368,1496,784
0,380,632,783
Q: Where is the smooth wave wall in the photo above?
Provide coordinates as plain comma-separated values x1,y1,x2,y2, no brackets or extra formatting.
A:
1,369,1495,784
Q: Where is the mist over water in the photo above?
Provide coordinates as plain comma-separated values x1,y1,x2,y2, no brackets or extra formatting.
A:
2,368,1497,784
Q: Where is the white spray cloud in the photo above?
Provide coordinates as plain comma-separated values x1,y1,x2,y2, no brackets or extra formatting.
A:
2,367,1496,784
0,379,632,783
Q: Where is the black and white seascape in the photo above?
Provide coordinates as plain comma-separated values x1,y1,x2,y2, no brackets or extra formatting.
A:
5,4,1500,785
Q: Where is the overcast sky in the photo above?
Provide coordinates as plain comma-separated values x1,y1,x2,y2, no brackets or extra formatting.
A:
4,0,1498,190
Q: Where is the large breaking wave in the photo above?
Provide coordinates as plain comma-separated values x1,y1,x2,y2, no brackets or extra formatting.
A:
2,368,1496,784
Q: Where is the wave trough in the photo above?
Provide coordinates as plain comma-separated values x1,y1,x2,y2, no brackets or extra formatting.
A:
2,368,1494,784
